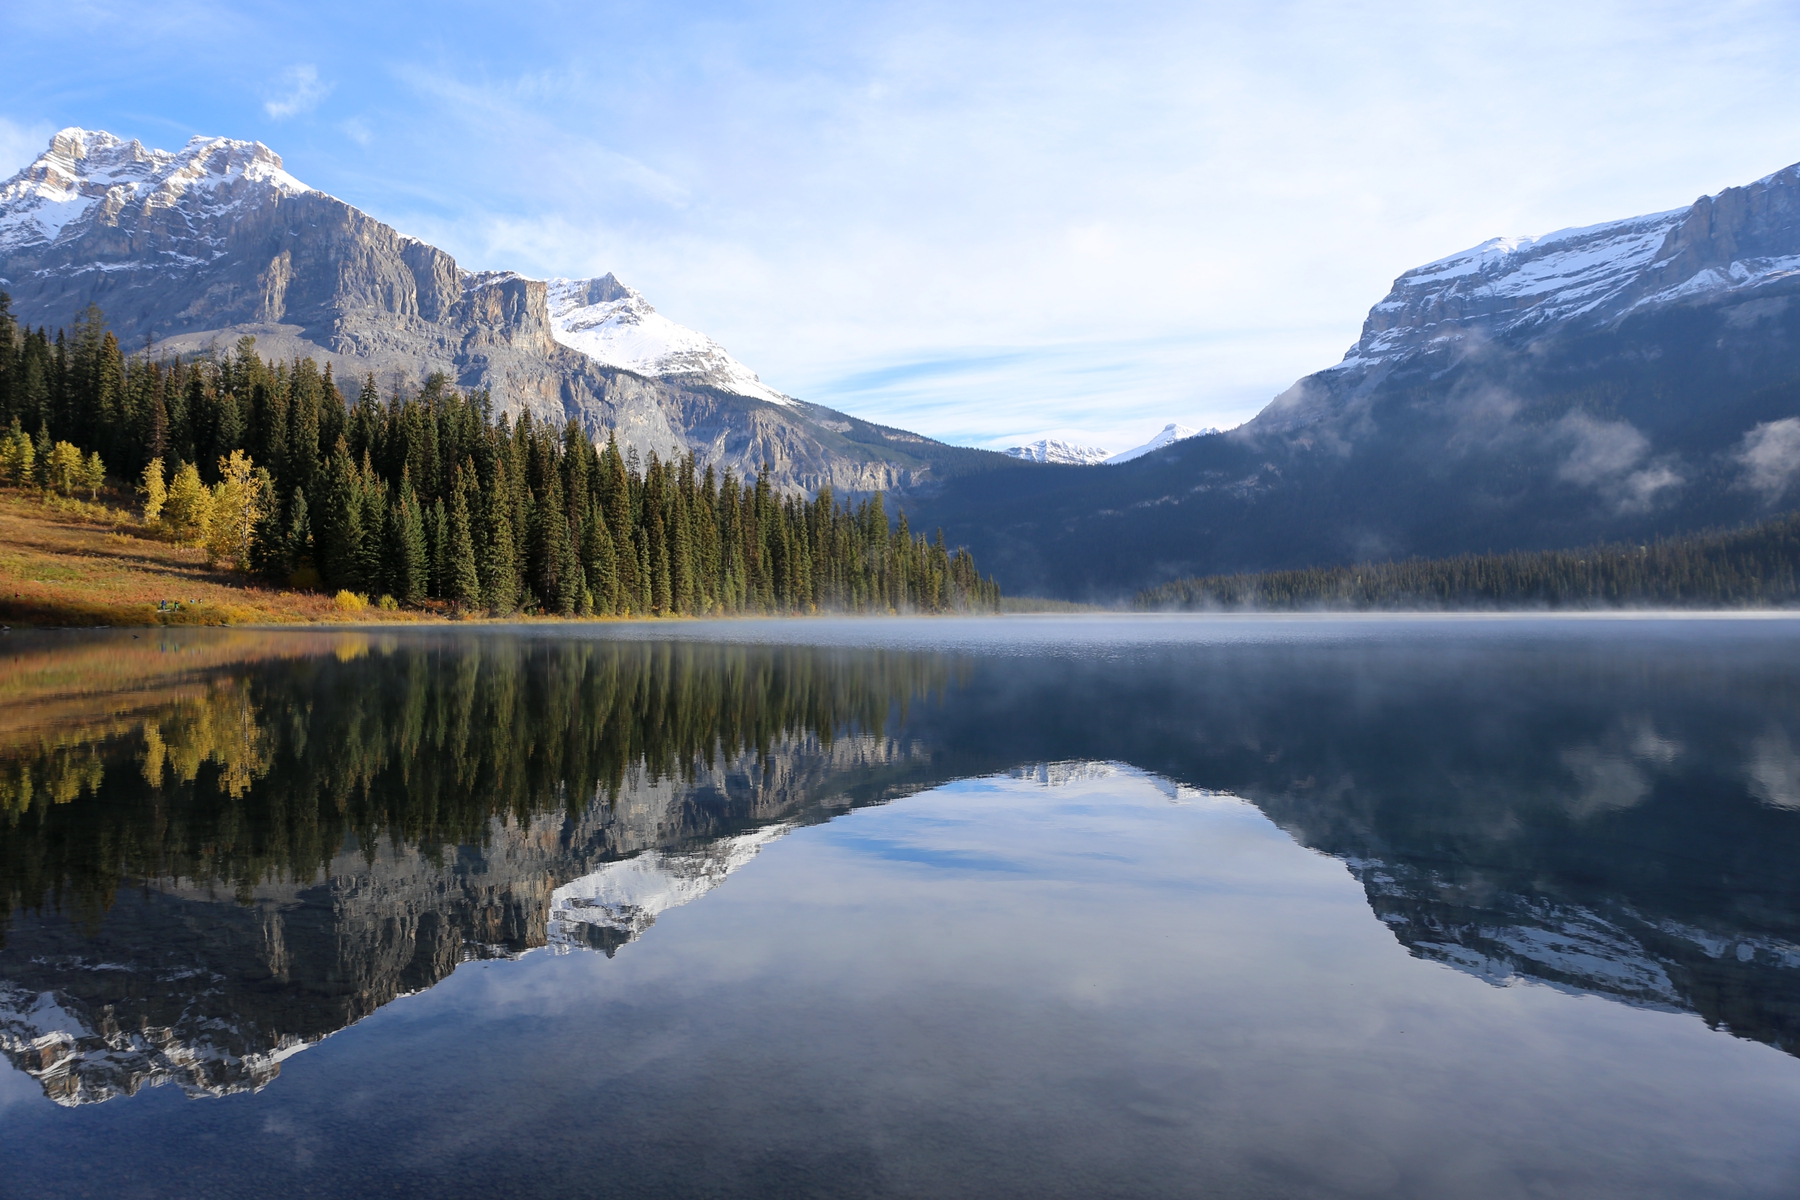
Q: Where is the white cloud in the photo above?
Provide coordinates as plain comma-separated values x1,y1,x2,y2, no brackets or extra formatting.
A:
340,116,373,146
264,64,332,120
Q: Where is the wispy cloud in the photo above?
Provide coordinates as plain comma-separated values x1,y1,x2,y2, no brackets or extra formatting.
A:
340,116,373,147
389,65,689,208
264,64,332,119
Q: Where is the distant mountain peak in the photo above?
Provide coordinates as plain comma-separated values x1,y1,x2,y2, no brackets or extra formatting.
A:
1005,438,1111,465
1106,423,1215,464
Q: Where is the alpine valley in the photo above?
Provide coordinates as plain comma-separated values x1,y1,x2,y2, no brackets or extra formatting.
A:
9,127,1800,599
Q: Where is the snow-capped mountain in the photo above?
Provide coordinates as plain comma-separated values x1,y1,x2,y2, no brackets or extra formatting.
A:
1322,161,1800,380
0,127,312,256
547,275,793,406
904,153,1800,599
1005,438,1111,465
0,128,987,497
1105,423,1215,464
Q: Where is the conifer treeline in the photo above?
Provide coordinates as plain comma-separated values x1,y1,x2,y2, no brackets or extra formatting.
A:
1136,514,1800,610
0,297,1000,615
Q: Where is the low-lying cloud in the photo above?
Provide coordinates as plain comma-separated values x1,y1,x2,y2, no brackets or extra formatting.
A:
1733,417,1800,502
1555,413,1681,513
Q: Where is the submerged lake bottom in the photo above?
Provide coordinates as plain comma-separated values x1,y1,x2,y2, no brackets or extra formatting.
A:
2,615,1799,1198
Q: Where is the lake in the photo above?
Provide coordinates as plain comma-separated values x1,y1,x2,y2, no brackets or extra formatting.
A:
3,615,1799,1198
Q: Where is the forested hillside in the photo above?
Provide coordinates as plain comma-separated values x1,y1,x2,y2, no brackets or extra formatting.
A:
1137,514,1800,610
0,298,999,617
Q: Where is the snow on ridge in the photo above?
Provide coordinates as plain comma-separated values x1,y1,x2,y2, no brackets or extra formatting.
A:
1106,423,1214,464
546,825,791,953
1405,209,1687,285
1005,438,1110,465
0,126,312,254
546,274,794,406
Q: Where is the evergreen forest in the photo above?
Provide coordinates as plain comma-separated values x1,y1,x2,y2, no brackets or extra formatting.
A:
0,297,1001,616
1137,513,1800,610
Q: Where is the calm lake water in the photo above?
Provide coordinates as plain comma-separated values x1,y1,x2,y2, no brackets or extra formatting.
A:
3,615,1800,1198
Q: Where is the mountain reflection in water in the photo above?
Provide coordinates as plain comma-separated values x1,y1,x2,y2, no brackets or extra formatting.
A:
2,619,1799,1122
0,633,949,1104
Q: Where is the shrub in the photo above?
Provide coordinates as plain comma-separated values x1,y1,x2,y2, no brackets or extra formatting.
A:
334,590,368,613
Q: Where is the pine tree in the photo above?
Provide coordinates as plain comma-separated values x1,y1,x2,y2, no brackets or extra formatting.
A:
429,497,449,600
481,460,520,615
318,440,364,590
386,471,428,604
583,503,618,614
286,488,313,571
357,456,387,594
449,485,482,610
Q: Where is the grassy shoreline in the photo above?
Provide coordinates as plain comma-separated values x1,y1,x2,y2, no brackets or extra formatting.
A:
0,488,1017,628
0,488,572,628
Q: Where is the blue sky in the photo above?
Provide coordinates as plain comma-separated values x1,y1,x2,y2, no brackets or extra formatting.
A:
6,1,1800,452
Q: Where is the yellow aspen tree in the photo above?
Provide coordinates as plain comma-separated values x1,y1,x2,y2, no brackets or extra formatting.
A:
140,458,166,524
205,450,268,569
161,462,214,544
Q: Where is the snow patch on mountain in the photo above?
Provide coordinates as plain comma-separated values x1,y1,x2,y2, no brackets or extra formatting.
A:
1005,438,1111,465
546,275,794,406
546,824,791,953
1634,254,1800,309
1106,423,1214,464
0,127,311,256
1335,162,1800,371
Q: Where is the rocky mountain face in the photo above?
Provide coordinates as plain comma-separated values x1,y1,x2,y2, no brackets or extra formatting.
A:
909,158,1800,598
0,129,1005,496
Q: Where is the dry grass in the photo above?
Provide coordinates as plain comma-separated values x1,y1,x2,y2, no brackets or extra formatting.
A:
0,487,431,628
